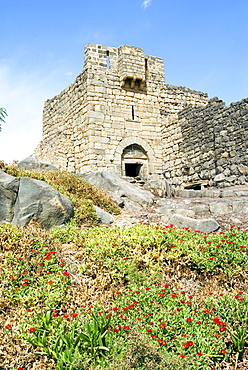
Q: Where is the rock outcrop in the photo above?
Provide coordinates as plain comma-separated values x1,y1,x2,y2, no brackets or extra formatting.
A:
81,171,154,211
0,170,73,229
166,214,220,233
18,155,58,172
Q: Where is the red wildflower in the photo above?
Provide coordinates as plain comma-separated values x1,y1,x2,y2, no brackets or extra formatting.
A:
179,354,186,358
123,326,130,330
197,352,203,356
186,318,192,322
5,324,12,329
29,327,36,332
220,349,227,354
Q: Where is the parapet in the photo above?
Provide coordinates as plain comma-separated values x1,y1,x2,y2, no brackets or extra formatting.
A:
83,43,165,90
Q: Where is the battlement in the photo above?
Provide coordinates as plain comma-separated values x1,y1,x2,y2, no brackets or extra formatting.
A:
83,43,165,91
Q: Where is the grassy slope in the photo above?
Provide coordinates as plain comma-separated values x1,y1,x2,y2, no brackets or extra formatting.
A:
0,166,247,369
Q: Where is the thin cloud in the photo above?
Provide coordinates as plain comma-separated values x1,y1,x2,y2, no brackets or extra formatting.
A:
141,0,152,9
0,57,74,164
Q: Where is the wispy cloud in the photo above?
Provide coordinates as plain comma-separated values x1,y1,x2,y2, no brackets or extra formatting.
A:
0,56,75,164
141,0,152,9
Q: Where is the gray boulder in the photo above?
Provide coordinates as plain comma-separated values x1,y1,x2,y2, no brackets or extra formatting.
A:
12,177,73,229
81,171,154,208
94,206,114,225
143,178,173,197
167,214,220,233
18,155,58,172
0,170,20,223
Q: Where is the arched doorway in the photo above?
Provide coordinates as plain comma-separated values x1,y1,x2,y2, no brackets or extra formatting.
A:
122,144,148,177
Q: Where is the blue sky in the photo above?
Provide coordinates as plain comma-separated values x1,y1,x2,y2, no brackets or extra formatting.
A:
1,0,248,163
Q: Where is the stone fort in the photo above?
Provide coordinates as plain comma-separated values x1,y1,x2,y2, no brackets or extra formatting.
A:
35,43,248,189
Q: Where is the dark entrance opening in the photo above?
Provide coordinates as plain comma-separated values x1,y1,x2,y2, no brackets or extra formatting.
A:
125,163,142,177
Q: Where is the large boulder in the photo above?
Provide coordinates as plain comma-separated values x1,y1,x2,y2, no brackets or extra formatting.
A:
18,155,58,172
166,214,220,233
143,178,173,197
12,177,74,229
0,170,20,223
81,171,154,208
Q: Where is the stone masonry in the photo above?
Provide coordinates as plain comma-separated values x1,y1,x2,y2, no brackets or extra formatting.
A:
34,43,248,189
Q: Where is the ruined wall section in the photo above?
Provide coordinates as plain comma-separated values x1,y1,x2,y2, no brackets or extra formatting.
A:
161,85,209,183
34,70,89,172
164,97,248,188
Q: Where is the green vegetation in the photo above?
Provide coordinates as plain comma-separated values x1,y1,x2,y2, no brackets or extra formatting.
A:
0,107,7,131
1,220,248,369
0,167,247,369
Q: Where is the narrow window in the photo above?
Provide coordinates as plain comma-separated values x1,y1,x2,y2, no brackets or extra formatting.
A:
106,50,110,69
132,106,135,120
145,58,148,73
145,58,148,84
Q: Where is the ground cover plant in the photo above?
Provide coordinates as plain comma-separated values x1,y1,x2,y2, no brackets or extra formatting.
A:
1,219,248,370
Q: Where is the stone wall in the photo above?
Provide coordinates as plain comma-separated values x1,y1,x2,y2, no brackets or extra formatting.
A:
163,97,248,188
35,43,208,178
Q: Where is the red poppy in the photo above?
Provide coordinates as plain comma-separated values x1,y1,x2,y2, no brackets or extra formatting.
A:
29,327,36,332
5,324,12,329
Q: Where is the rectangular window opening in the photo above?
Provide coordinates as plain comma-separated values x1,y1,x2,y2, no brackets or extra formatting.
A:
132,106,135,120
106,50,110,69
